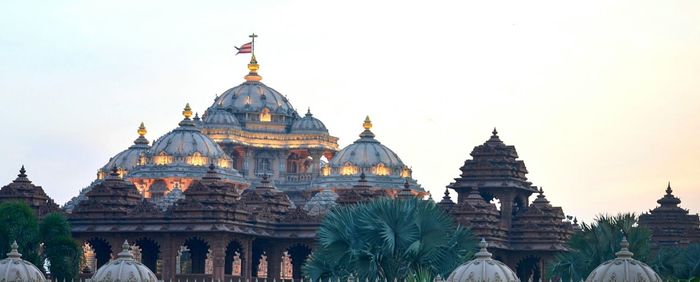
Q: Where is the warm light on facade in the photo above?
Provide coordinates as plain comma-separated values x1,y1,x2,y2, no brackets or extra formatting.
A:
260,108,272,122
187,152,207,166
373,163,390,176
401,166,412,178
321,165,331,176
340,162,358,176
154,152,173,165
218,158,231,168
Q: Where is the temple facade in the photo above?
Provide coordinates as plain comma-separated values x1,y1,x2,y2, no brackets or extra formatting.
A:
639,183,700,248
0,52,588,281
438,129,576,281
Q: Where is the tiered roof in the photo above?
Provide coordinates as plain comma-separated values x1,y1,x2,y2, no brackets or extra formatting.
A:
639,183,700,247
0,166,61,217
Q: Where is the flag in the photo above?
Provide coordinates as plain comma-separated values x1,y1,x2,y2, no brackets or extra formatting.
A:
235,42,252,54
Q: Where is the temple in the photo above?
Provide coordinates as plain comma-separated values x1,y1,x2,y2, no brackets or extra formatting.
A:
0,50,591,281
440,129,575,281
639,183,700,248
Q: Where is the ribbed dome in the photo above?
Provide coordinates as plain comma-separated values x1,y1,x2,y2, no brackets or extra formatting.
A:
92,240,158,282
99,123,150,177
329,117,405,172
585,237,661,282
304,189,338,216
447,239,519,282
214,81,297,117
148,105,230,162
0,241,46,282
202,104,242,129
291,109,328,133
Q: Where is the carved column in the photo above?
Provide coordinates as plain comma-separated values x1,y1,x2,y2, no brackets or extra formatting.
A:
246,149,255,177
160,235,176,280
498,192,515,228
272,151,281,179
267,244,283,280
242,238,253,280
211,236,226,281
310,151,322,176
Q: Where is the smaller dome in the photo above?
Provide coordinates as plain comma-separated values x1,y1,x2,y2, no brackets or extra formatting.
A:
585,237,661,282
447,239,519,282
304,189,338,216
92,240,158,282
99,122,151,178
291,109,328,133
0,241,47,282
202,105,242,129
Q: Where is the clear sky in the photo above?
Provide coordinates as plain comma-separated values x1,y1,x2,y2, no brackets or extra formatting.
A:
1,0,699,223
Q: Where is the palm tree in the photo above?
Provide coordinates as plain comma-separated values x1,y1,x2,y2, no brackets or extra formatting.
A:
548,213,652,281
303,197,476,281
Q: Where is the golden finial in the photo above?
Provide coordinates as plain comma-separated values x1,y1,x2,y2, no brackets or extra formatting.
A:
245,54,262,82
182,103,193,119
363,116,372,130
137,122,147,137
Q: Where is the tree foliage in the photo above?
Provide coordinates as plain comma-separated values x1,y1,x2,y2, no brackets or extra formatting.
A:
0,202,40,265
650,243,700,280
548,213,651,281
40,213,81,281
303,197,476,281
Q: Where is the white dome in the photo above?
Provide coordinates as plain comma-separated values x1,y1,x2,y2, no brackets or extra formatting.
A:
0,241,46,282
447,239,519,282
92,240,158,282
585,237,661,282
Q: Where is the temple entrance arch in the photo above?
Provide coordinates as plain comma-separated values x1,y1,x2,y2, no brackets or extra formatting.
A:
134,238,160,275
516,256,542,282
224,240,244,276
251,239,271,278
286,244,312,280
178,237,211,274
85,238,111,270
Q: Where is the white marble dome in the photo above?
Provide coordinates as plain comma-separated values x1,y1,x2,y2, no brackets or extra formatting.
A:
0,241,46,282
202,104,242,129
585,237,661,282
447,239,519,282
92,240,158,282
291,109,328,133
98,122,150,179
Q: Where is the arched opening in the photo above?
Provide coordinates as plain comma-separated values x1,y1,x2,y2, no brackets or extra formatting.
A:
251,239,270,278
85,238,111,270
512,196,525,217
135,238,160,275
516,256,542,282
287,244,312,280
178,238,211,274
225,240,244,276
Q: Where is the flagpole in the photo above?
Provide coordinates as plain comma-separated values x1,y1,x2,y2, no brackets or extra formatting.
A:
249,33,258,56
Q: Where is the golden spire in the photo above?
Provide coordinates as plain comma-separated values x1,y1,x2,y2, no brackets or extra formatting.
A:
137,122,147,137
245,54,262,82
363,116,373,130
182,103,193,119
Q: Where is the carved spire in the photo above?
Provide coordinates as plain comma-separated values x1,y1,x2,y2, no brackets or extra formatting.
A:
133,122,149,146
6,241,21,259
13,165,31,184
306,107,313,117
245,54,262,82
657,182,681,207
179,103,196,127
475,238,493,259
359,116,376,139
202,163,221,181
615,236,634,258
117,240,135,260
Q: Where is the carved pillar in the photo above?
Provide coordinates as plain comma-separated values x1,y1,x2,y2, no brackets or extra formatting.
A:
242,238,253,279
160,235,176,280
211,236,226,281
279,151,288,176
272,151,281,179
310,151,322,176
267,244,283,280
246,149,255,177
498,192,515,228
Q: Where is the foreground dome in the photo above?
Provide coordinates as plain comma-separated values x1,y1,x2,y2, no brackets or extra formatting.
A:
447,239,518,282
92,240,158,282
585,237,661,282
98,122,151,179
0,241,46,282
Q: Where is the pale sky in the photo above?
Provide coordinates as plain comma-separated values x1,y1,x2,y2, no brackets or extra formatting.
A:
1,0,699,223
